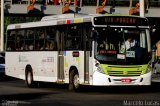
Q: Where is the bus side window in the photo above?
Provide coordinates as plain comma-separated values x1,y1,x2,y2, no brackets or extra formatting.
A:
25,29,35,51
50,40,56,50
35,41,40,50
45,40,50,50
16,34,24,51
39,32,45,39
28,42,34,50
15,30,23,50
65,25,81,50
35,39,44,50
65,34,72,49
44,40,57,50
7,41,15,51
7,30,16,51
26,30,34,39
8,31,16,40
46,26,57,51
9,34,16,40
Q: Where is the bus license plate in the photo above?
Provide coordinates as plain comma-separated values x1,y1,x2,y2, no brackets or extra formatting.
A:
121,78,131,83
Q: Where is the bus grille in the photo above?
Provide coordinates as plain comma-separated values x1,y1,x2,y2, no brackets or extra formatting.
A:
108,70,142,76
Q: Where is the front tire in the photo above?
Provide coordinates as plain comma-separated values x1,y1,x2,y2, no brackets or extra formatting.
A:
69,71,80,91
26,71,35,88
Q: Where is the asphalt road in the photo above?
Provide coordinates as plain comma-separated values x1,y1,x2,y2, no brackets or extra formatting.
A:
0,74,160,106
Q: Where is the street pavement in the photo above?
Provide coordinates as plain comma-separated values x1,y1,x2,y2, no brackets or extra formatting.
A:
0,75,160,106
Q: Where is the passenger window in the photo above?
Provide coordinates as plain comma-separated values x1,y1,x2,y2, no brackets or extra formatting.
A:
16,30,25,50
7,30,16,51
45,26,58,50
65,25,82,50
24,29,35,50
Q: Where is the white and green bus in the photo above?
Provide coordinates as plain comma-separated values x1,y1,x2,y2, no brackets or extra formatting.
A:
92,15,152,86
5,14,152,91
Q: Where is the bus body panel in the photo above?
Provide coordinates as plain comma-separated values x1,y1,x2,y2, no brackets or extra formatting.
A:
64,51,85,84
92,71,151,86
92,58,151,86
5,51,58,82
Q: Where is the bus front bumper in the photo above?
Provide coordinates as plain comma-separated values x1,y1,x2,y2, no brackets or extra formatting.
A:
92,71,151,86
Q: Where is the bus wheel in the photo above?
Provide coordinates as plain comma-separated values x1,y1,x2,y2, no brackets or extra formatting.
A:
69,71,80,91
26,71,34,88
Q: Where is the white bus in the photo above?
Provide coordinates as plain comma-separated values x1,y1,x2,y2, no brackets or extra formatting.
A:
5,14,152,91
92,15,152,86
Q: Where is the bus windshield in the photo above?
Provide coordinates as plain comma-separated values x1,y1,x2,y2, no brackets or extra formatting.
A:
94,27,151,65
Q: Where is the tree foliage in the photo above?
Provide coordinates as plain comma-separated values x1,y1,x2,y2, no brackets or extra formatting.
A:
4,16,41,38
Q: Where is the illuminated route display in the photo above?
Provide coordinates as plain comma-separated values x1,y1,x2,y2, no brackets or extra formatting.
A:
93,16,149,26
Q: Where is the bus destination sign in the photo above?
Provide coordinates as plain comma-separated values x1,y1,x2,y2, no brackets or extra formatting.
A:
93,16,148,26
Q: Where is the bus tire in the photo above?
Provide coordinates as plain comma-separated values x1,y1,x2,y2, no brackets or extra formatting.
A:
26,70,35,88
69,70,80,91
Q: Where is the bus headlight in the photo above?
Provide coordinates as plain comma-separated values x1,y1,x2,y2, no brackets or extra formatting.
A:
95,63,104,74
145,64,152,74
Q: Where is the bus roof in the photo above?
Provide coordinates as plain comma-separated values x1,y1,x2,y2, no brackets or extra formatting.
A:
7,13,97,30
7,13,148,30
